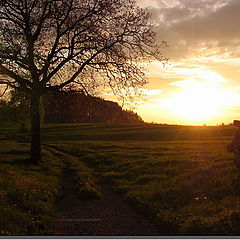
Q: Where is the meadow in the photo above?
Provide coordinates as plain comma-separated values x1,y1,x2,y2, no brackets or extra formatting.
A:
0,123,240,235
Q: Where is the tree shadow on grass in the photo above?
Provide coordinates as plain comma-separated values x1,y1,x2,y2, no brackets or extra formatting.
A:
4,150,29,155
3,157,40,168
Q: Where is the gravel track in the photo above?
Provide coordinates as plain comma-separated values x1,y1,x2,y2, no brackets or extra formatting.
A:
54,170,162,236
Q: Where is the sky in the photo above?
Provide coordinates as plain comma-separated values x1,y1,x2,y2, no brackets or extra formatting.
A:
107,0,240,125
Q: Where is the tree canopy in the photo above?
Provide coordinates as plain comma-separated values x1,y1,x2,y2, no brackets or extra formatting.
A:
0,0,167,163
0,0,166,95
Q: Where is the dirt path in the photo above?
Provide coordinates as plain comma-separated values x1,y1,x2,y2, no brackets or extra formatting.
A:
54,169,162,236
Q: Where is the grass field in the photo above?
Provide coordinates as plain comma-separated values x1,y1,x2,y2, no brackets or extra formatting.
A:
0,136,63,235
0,123,239,235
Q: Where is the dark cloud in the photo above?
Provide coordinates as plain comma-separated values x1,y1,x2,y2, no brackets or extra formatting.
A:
149,0,240,60
170,0,240,41
149,0,231,24
136,0,240,125
161,7,192,25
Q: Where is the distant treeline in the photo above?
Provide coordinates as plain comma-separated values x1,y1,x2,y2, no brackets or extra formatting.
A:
44,91,143,124
0,90,144,127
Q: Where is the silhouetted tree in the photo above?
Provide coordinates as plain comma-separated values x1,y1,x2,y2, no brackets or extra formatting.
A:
0,0,166,164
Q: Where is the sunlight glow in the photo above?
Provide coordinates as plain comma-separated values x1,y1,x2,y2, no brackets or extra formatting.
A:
164,72,236,121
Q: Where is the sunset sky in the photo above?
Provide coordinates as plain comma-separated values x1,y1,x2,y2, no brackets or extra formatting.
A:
108,0,240,125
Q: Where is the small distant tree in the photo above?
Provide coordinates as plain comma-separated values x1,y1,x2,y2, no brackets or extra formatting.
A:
0,89,42,129
0,0,167,164
9,89,31,130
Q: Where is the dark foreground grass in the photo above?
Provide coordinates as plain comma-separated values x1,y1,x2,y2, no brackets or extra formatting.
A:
45,145,102,199
0,127,102,236
41,123,240,235
0,134,64,235
0,123,239,235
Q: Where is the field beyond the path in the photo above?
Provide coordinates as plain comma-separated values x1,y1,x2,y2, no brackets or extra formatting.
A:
0,123,239,235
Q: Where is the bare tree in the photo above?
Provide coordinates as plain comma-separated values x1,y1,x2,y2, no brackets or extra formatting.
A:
0,0,167,164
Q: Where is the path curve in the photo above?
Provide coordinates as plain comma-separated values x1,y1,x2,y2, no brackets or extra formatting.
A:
54,170,162,236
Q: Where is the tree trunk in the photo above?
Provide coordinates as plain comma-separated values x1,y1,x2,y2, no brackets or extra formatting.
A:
30,93,41,164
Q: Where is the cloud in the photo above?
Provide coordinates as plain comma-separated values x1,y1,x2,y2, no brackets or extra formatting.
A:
170,0,240,41
146,0,231,25
144,89,163,95
133,0,240,124
144,0,240,61
168,78,197,87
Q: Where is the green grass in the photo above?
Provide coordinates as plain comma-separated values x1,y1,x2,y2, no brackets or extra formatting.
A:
0,127,103,235
0,123,239,235
40,123,239,235
0,135,64,235
45,145,102,199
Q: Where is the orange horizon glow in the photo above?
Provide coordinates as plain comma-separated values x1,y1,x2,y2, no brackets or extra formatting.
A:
103,67,240,126
123,66,240,126
161,71,237,123
104,0,240,126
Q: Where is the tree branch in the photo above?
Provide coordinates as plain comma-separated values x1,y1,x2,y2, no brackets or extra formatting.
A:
57,40,119,89
0,64,31,90
0,84,8,97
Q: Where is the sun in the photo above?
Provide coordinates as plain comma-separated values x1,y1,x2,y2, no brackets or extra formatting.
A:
165,74,235,122
167,85,223,120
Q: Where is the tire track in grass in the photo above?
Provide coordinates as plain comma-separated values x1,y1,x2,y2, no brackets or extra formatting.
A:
47,146,161,236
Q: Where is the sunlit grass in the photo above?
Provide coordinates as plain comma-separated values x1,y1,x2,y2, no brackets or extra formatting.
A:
38,123,239,235
0,135,63,235
55,139,239,235
45,145,102,199
0,123,239,235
